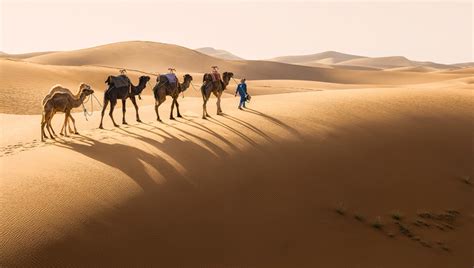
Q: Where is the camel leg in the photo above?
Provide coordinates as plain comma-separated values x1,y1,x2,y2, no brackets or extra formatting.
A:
45,117,55,140
122,99,128,125
155,99,164,122
205,97,211,118
99,98,110,129
202,97,211,119
45,112,56,139
48,118,57,137
131,97,141,123
170,98,176,120
109,100,119,127
69,114,79,134
216,93,223,115
176,99,182,118
202,98,207,119
46,111,57,137
62,111,70,137
41,112,48,141
68,117,74,133
60,114,69,136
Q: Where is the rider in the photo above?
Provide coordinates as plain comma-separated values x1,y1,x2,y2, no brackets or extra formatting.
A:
211,66,221,82
235,78,248,110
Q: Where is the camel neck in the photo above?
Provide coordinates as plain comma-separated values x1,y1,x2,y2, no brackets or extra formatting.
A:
180,80,191,92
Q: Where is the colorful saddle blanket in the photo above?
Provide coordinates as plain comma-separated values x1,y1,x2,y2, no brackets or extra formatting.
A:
164,73,177,84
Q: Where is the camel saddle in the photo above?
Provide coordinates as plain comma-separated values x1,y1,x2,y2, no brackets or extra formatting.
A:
164,73,177,84
109,75,131,88
158,73,179,94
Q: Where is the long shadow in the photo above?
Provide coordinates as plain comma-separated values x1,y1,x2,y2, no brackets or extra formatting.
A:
243,107,304,140
221,114,275,143
54,135,161,191
129,123,230,158
206,116,259,147
178,118,240,151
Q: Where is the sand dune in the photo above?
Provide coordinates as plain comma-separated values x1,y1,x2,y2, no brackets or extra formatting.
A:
269,51,460,71
385,66,440,73
335,56,414,69
20,41,467,84
1,57,472,115
269,51,364,65
1,86,472,267
453,62,474,68
0,51,55,59
196,47,244,60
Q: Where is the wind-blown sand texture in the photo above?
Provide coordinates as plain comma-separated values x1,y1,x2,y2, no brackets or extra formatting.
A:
0,41,473,267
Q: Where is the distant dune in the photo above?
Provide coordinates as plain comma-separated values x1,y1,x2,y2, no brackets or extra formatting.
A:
453,62,474,68
195,47,244,60
17,41,468,85
335,56,414,69
269,51,364,66
0,51,56,59
270,51,461,71
385,66,440,73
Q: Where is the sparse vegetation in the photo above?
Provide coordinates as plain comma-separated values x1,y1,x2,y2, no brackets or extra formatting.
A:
398,223,413,237
391,210,403,221
441,245,450,252
354,213,365,222
417,211,432,219
335,202,346,215
415,219,429,227
371,216,383,230
461,175,471,185
420,240,431,248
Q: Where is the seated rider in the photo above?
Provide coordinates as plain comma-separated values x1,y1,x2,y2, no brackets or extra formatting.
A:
211,66,221,82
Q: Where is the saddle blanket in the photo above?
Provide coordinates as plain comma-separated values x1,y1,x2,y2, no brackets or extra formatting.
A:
165,73,177,84
111,75,130,88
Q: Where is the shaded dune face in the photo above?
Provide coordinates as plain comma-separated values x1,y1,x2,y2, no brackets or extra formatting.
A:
1,88,472,267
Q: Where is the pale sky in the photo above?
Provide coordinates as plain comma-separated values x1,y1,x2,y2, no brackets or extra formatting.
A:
0,0,472,63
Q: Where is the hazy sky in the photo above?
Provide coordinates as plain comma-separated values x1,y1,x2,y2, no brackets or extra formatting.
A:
1,0,472,63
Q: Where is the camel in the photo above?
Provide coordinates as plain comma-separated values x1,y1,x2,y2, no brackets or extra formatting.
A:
42,83,89,136
99,75,150,129
41,84,94,141
153,74,193,121
200,71,233,119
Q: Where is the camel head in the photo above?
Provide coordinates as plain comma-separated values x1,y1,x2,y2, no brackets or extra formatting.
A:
79,83,94,98
222,72,234,85
183,74,193,83
79,82,91,91
180,74,193,92
139,76,151,85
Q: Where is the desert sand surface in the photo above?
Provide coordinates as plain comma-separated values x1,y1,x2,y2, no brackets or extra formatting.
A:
1,40,473,267
1,83,473,267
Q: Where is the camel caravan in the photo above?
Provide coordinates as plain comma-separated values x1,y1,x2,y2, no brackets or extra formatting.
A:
40,66,236,141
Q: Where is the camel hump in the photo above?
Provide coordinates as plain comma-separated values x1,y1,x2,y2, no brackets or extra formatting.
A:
203,73,211,82
42,85,72,106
